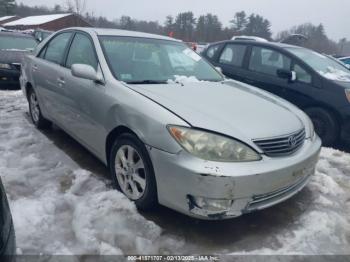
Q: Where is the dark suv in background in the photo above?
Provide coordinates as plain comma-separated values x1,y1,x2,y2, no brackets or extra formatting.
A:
0,32,37,89
203,40,350,146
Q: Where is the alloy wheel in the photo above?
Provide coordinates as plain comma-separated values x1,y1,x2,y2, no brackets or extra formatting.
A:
30,92,40,123
114,145,146,200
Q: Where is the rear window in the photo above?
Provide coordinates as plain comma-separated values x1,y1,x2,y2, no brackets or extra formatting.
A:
0,35,37,50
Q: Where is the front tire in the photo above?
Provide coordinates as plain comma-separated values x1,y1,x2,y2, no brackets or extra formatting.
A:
28,88,51,129
109,133,158,210
305,107,339,147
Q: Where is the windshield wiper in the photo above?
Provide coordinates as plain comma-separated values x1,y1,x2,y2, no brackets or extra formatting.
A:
126,80,168,84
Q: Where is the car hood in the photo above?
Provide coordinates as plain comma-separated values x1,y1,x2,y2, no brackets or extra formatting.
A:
0,49,30,64
128,80,304,141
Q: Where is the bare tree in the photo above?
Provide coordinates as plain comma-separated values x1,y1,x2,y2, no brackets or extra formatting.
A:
66,0,86,16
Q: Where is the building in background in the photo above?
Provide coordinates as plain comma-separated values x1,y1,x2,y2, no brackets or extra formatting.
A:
3,13,91,31
0,16,21,25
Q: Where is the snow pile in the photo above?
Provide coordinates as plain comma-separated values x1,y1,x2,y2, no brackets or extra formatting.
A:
318,66,350,82
230,148,350,255
0,91,180,255
167,75,201,84
1,90,350,255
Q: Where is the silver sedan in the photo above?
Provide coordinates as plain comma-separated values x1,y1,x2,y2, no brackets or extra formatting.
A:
20,27,321,219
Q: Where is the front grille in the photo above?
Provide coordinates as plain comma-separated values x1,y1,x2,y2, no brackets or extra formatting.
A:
246,173,311,211
253,128,306,157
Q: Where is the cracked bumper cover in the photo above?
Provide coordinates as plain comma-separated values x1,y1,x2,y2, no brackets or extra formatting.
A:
148,136,321,220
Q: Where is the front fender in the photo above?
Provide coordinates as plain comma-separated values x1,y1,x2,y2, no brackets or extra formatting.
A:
104,84,187,154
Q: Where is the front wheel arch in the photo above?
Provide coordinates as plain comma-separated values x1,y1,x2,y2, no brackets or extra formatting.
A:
105,125,143,166
108,132,158,210
304,106,340,146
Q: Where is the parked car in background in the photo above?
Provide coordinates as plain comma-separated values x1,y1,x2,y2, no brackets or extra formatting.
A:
325,54,350,70
185,41,198,51
0,32,37,89
33,29,53,43
196,43,208,54
0,176,16,260
203,40,350,146
339,56,350,68
231,35,268,42
21,27,321,219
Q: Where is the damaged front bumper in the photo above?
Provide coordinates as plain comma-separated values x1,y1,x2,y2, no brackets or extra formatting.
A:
148,136,321,220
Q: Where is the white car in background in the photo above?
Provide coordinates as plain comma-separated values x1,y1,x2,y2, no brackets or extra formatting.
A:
231,35,268,42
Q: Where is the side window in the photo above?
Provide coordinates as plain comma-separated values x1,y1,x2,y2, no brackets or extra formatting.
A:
294,63,312,83
44,33,72,64
249,47,291,77
219,44,246,67
206,44,221,59
38,46,47,59
66,33,98,69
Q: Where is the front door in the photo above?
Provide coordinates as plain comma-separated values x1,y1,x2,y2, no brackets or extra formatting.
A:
243,46,292,98
60,32,107,156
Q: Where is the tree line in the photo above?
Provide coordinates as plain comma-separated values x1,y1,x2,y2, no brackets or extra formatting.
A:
1,0,349,55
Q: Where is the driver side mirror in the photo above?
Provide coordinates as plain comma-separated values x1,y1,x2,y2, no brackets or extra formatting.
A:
71,64,104,83
277,69,297,82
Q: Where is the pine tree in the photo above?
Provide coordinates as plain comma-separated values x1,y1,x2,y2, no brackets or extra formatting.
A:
0,0,16,16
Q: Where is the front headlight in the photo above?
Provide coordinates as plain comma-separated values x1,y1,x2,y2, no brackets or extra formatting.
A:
345,89,350,103
0,63,11,69
168,126,261,162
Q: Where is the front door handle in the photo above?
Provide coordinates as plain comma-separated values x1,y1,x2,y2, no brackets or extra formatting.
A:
32,65,38,72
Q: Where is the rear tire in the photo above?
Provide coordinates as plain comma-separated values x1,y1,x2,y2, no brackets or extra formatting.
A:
109,133,158,210
28,88,52,129
305,107,339,146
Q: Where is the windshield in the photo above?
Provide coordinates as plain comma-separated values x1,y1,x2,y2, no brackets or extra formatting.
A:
99,36,223,84
286,47,350,82
0,35,37,51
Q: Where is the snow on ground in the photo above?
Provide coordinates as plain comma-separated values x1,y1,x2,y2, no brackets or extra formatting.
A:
0,90,350,255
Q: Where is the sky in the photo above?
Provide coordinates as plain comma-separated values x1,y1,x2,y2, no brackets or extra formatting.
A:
18,0,350,41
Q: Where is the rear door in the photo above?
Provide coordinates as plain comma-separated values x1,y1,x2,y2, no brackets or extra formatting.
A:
215,43,248,82
243,45,292,97
32,32,73,123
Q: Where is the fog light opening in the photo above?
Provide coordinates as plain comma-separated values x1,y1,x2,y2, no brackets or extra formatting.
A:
188,195,233,212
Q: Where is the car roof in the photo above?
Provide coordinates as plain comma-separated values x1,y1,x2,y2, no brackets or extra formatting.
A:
208,39,302,50
63,27,182,42
0,31,35,38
